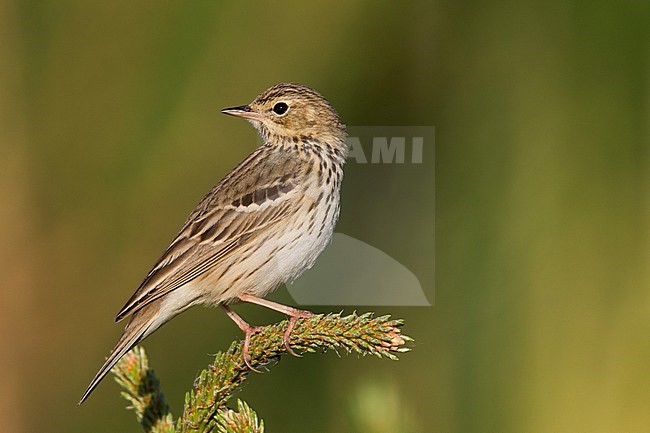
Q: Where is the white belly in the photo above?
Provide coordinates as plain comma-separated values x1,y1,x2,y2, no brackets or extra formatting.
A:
247,189,340,297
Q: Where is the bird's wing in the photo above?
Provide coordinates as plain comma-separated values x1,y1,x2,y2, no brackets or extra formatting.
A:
115,148,309,321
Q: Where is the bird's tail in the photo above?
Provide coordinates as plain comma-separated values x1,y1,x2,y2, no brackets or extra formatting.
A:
78,312,153,405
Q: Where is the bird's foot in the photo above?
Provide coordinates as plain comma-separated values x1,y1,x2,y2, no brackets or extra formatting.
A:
283,309,315,357
221,304,265,372
242,323,265,372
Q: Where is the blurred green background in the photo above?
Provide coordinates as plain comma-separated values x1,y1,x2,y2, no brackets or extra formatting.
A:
1,1,648,432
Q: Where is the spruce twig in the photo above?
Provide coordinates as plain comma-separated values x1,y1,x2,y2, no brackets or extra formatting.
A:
112,312,412,433
112,346,175,433
216,400,264,433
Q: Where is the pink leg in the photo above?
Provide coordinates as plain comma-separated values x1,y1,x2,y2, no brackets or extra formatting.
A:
221,305,264,372
238,294,314,357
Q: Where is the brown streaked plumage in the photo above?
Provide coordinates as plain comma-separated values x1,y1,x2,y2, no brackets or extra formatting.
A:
79,83,347,404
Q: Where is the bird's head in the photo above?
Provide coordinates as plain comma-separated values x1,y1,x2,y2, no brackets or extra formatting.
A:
221,83,347,149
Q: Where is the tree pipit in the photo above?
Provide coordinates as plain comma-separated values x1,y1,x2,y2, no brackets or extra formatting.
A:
79,83,347,404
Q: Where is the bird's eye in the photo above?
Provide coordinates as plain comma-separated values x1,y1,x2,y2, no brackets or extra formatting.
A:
272,102,289,115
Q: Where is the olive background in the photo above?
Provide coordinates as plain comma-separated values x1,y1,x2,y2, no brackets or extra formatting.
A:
1,1,648,432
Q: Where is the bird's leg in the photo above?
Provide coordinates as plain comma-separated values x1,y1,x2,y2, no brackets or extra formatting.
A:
238,294,315,357
221,305,264,372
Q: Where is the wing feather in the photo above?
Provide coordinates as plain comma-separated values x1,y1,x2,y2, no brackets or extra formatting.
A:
115,149,305,321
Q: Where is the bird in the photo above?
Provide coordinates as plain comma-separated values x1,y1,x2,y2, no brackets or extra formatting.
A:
79,83,348,405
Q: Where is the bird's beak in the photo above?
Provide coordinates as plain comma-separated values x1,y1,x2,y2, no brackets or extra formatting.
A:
220,105,263,121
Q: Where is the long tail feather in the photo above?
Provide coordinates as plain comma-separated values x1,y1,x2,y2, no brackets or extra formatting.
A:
78,320,150,405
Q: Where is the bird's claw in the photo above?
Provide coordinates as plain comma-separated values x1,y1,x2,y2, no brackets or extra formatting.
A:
242,325,265,372
283,310,315,357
